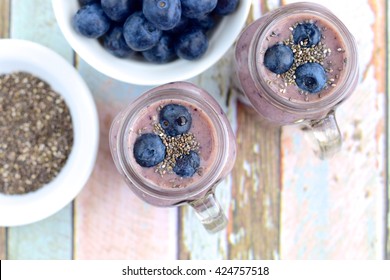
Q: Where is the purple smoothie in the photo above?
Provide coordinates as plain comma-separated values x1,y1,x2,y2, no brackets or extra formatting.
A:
235,3,359,125
109,82,236,207
258,13,347,103
127,98,217,189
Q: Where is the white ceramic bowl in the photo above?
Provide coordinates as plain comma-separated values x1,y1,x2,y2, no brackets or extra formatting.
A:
52,0,252,85
0,39,99,226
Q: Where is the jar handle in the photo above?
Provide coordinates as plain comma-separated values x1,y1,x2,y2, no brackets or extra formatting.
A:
304,110,342,159
189,192,228,234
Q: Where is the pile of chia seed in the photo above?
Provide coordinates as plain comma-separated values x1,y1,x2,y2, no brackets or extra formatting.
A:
0,72,73,195
152,122,200,176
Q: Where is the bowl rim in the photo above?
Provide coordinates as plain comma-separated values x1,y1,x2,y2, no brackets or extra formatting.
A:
0,39,99,226
51,0,252,85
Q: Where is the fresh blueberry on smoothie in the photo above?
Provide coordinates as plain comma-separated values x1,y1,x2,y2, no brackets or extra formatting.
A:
159,104,192,136
295,62,327,93
173,150,200,177
293,22,322,47
264,43,294,74
133,133,166,167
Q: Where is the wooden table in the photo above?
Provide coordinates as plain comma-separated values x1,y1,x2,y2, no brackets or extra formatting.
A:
0,0,388,260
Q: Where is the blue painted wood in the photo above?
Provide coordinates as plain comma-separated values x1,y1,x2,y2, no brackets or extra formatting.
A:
0,0,10,260
8,205,73,259
6,0,74,259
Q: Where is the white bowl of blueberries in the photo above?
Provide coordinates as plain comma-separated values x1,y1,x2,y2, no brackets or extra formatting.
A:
52,0,251,85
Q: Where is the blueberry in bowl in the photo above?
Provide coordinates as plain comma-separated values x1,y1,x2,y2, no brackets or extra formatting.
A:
143,0,182,31
101,0,136,22
103,25,135,58
53,0,252,85
181,0,218,18
72,3,111,38
123,11,162,51
142,34,177,63
174,28,209,61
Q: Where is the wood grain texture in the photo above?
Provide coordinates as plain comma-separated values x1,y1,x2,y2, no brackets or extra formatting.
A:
7,205,73,259
227,0,281,261
0,227,6,260
10,0,73,61
280,0,386,259
179,0,282,260
0,0,9,261
6,0,74,259
387,0,390,261
74,62,178,260
229,104,281,260
178,46,242,259
0,0,9,38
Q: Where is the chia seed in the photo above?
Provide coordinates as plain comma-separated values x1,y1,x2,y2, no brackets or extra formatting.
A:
153,122,200,176
0,72,73,195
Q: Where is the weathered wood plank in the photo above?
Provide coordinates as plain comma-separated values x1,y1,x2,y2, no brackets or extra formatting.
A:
280,0,386,259
10,0,73,61
387,0,390,261
228,104,281,260
74,62,178,259
179,0,282,260
7,205,73,259
0,0,10,260
178,48,237,259
226,0,281,260
0,227,6,259
0,0,9,38
6,0,74,260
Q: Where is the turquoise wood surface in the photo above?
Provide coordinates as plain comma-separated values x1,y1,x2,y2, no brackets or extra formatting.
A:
8,205,73,259
4,0,74,259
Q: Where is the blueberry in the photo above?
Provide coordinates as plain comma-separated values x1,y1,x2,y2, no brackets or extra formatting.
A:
295,62,327,93
175,28,208,60
264,43,294,74
101,0,135,22
133,133,166,167
173,151,200,178
72,3,111,38
142,34,177,63
123,12,162,51
103,26,135,58
181,0,218,18
214,0,239,15
79,0,97,6
159,104,192,136
143,0,181,30
165,16,190,35
293,22,321,47
190,14,216,32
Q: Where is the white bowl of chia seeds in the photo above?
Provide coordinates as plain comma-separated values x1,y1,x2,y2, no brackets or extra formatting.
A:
0,39,99,226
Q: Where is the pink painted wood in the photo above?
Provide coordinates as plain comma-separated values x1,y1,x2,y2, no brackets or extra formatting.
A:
280,0,387,259
74,100,178,260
